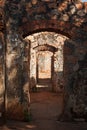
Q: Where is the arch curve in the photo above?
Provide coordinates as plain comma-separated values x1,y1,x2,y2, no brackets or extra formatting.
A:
20,20,76,39
33,44,58,52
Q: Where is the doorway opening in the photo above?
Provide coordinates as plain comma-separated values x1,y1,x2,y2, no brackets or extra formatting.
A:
24,31,69,123
37,51,52,86
31,43,57,91
25,31,68,92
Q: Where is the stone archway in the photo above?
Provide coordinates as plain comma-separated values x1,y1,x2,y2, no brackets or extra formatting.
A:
25,32,66,122
25,32,68,93
32,45,57,92
0,0,87,122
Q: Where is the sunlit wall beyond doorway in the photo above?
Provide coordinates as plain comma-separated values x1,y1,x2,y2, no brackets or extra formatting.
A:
25,32,68,92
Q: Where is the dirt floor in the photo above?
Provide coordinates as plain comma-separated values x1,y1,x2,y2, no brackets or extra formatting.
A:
0,91,87,130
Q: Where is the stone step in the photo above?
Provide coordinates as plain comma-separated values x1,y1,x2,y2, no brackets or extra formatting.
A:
36,84,52,92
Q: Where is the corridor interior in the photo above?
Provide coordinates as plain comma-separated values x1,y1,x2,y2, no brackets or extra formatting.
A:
27,32,65,129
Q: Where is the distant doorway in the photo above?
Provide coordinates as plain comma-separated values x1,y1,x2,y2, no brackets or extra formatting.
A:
37,51,53,86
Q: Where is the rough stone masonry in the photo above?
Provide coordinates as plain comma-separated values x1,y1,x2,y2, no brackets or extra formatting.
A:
0,0,87,121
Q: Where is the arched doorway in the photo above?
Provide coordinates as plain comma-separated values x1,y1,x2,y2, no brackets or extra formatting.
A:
24,32,69,122
25,31,68,93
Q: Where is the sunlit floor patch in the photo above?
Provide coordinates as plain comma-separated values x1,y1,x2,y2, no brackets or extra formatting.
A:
26,124,37,129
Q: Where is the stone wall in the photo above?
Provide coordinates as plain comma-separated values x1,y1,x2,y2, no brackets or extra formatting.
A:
0,32,5,123
0,3,5,123
4,0,87,39
63,39,87,120
17,0,87,39
6,32,30,120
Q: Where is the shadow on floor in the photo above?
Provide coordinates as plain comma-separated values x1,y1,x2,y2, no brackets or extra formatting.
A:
1,120,87,130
